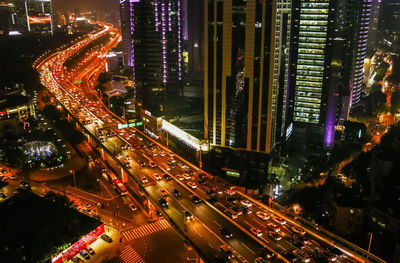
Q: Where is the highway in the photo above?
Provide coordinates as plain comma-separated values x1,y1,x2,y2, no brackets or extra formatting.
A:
35,22,385,263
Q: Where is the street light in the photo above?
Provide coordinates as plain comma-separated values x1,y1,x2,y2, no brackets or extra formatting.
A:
70,170,76,188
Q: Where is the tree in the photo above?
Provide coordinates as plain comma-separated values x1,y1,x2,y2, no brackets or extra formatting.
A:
43,105,61,121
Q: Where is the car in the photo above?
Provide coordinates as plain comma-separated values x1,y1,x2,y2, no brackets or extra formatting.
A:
183,210,193,221
256,211,270,220
129,204,137,211
250,227,263,237
172,188,181,197
125,162,131,168
293,249,310,262
273,216,287,225
206,189,216,196
9,175,17,180
140,175,148,184
220,245,234,260
176,174,184,181
191,195,202,204
322,252,337,262
169,158,176,163
258,248,275,259
207,196,218,204
269,232,282,241
153,173,162,181
219,227,233,239
226,196,237,204
159,151,166,156
159,198,168,207
198,179,207,185
177,162,187,168
152,152,157,157
168,152,174,157
242,207,252,214
292,240,306,249
240,199,252,207
199,173,207,179
182,173,191,180
165,165,171,171
85,247,95,255
99,137,105,143
149,162,157,168
292,226,306,235
100,234,112,243
155,210,163,217
159,188,168,197
231,206,243,216
0,193,6,198
71,256,83,263
187,181,197,189
214,187,223,195
163,173,172,180
79,250,90,260
255,257,269,263
138,160,146,167
20,181,29,187
267,222,281,232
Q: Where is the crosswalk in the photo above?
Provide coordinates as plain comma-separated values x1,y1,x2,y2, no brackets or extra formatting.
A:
120,245,145,263
122,219,170,241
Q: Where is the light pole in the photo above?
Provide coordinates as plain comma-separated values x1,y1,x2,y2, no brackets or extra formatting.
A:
70,170,76,188
367,232,373,259
97,178,103,197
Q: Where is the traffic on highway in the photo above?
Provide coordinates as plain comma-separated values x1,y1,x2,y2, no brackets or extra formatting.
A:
35,21,383,263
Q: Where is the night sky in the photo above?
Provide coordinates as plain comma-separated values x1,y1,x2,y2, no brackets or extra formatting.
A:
52,0,119,12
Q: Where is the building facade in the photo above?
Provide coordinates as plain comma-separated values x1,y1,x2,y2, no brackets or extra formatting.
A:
119,0,183,116
286,0,371,150
204,0,291,154
13,0,54,35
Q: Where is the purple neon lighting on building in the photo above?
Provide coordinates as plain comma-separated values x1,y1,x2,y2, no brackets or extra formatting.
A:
155,1,159,31
168,1,172,31
129,2,135,81
161,1,167,83
177,0,182,80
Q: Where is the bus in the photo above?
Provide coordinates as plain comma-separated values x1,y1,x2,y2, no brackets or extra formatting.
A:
113,178,127,196
104,172,127,196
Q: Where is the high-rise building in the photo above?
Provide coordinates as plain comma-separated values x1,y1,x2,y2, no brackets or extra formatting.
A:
204,0,291,154
285,0,372,150
348,0,372,106
119,0,183,116
367,0,381,52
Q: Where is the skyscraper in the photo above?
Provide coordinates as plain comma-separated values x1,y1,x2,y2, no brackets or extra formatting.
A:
204,0,291,154
286,0,372,150
367,0,381,52
120,0,183,116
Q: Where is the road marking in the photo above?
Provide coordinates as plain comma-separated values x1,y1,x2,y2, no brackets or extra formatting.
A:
193,227,204,238
122,219,170,241
240,242,255,254
212,220,221,227
120,245,145,263
244,221,253,228
278,244,286,251
208,242,214,249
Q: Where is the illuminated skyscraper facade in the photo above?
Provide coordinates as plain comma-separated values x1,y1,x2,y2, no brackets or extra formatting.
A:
120,0,183,115
204,0,291,154
287,0,372,149
14,0,53,35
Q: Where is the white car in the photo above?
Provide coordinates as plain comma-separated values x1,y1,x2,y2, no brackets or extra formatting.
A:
250,227,263,237
267,222,281,232
177,174,184,181
256,211,270,221
182,173,192,180
140,175,148,184
159,151,166,157
129,204,137,211
153,173,162,181
240,200,252,207
273,216,287,225
168,152,174,157
187,181,197,189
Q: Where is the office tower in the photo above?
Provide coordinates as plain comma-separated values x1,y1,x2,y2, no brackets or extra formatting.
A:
379,0,400,46
348,0,372,106
185,0,203,73
204,0,291,154
367,0,381,52
286,0,372,149
119,0,183,116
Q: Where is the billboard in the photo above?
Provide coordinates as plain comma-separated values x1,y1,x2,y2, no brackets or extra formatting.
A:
28,15,51,24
